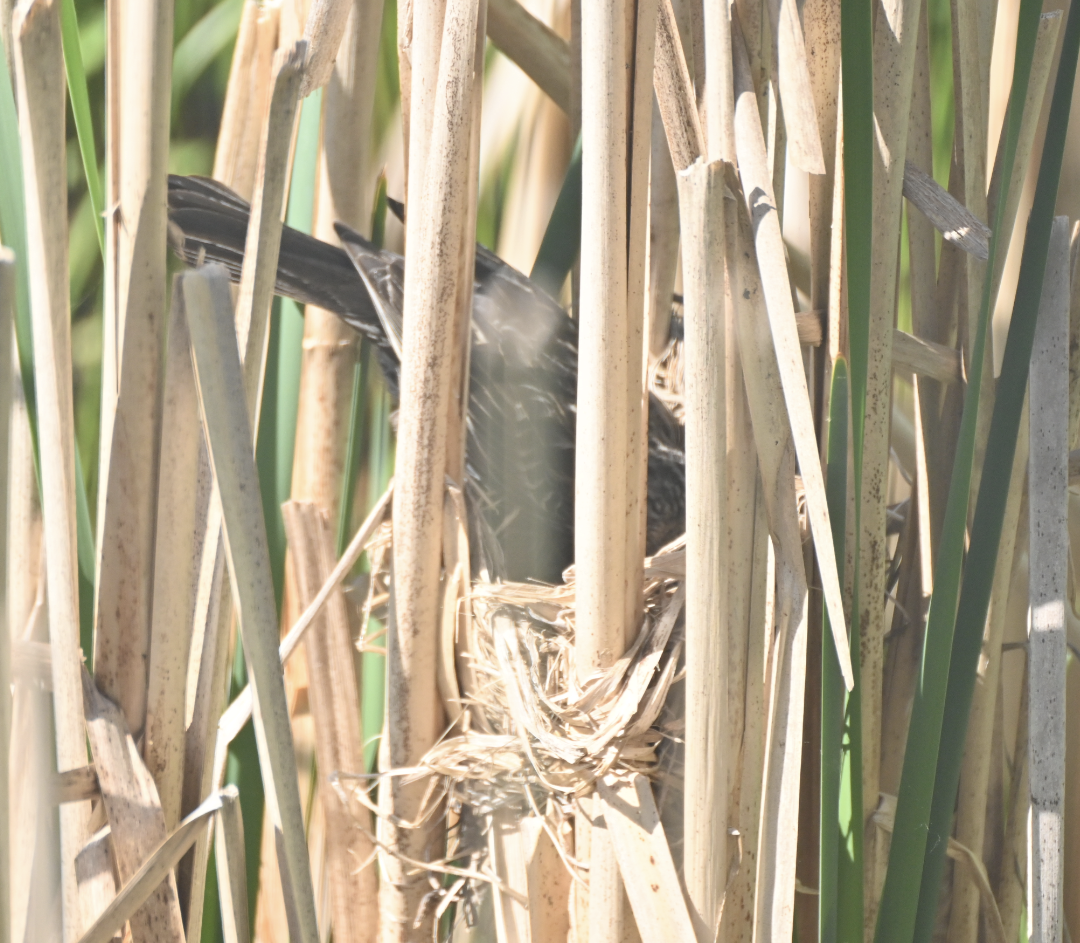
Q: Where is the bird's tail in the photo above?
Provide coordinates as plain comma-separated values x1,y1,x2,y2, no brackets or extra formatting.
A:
166,174,377,329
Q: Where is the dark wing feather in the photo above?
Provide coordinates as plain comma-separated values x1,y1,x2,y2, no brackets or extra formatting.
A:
167,174,685,582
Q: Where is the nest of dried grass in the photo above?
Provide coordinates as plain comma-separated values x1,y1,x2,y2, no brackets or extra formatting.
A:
337,504,688,916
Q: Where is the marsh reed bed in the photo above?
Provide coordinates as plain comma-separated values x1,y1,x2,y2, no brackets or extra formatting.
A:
2,0,1080,940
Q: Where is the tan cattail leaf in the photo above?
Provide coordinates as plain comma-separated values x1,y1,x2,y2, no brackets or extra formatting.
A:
598,773,697,943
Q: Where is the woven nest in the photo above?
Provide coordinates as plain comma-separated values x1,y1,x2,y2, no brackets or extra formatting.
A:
334,516,687,930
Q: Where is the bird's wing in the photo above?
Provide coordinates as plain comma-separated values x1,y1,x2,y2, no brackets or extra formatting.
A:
166,175,402,383
335,223,405,361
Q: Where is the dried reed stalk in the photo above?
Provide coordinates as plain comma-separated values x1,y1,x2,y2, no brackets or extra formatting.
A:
6,357,47,943
987,13,1061,302
803,0,841,447
964,15,1061,550
92,0,174,737
183,264,320,943
213,0,259,186
905,10,948,579
857,1,921,885
676,158,729,939
653,0,704,172
725,179,808,943
396,0,413,185
402,0,447,203
290,0,382,518
1064,657,1080,940
952,0,988,366
576,2,638,935
731,22,852,685
211,489,391,757
598,774,697,938
266,9,381,929
182,42,308,932
143,283,203,832
214,786,251,943
1026,215,1070,943
0,250,13,943
383,0,484,936
495,0,573,275
282,503,377,943
719,286,770,943
152,24,300,838
298,0,355,96
237,41,307,422
13,4,90,937
647,102,679,360
765,0,823,174
213,1,280,200
996,663,1030,941
82,668,185,942
77,789,240,943
701,0,733,161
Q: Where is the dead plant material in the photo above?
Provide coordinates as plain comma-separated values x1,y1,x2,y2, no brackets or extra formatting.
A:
335,505,689,930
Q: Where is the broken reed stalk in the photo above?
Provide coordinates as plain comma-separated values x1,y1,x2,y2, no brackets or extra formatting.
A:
297,0,354,98
93,0,173,737
1025,215,1070,943
383,0,483,936
13,3,89,938
282,503,376,943
183,264,320,943
730,22,852,684
676,158,729,938
82,666,186,941
0,250,13,943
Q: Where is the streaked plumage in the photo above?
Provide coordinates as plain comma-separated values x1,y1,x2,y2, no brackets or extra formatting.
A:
167,174,685,583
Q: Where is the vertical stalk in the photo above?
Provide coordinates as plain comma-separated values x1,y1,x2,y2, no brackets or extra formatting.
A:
381,0,484,937
284,4,385,938
676,158,728,941
0,251,13,943
13,4,89,937
857,0,922,878
1025,216,1070,943
93,0,174,737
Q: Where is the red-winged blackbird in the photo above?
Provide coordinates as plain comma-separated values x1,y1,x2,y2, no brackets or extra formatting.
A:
167,174,685,584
